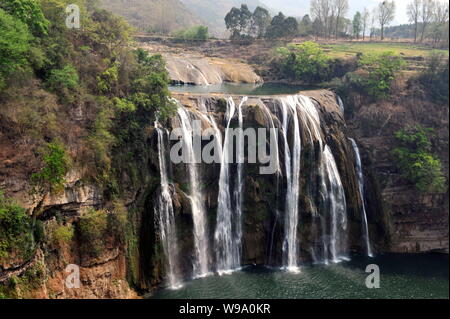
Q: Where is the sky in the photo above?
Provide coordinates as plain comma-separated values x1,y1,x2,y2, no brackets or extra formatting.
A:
261,0,414,25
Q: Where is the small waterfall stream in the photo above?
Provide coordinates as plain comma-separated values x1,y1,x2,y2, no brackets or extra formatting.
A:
349,138,373,257
177,106,210,277
214,97,247,274
321,146,348,263
154,124,182,289
279,96,302,272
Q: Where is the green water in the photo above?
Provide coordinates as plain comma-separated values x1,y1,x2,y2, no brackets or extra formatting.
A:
151,254,449,299
169,82,315,95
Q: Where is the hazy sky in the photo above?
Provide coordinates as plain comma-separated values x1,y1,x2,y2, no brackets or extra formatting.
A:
261,0,415,25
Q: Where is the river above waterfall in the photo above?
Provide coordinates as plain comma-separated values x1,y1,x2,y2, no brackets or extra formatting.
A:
150,254,448,299
169,83,316,95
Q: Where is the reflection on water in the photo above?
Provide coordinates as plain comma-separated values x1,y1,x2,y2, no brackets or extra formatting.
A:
150,254,449,299
169,82,316,95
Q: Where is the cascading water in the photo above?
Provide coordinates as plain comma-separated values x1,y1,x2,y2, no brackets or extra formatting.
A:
349,138,373,257
320,145,348,263
337,95,345,114
154,124,182,289
279,96,302,272
214,97,247,274
157,93,360,282
177,106,210,277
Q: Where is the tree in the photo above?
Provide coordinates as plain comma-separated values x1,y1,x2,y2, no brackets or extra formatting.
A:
430,1,449,46
224,4,253,39
31,142,70,194
252,6,271,38
333,0,349,38
238,4,252,34
419,0,435,42
393,125,446,193
362,8,370,40
353,11,362,39
370,8,377,40
358,51,405,98
266,12,286,38
299,14,313,36
408,0,422,43
275,41,331,83
225,7,241,36
0,8,31,90
0,0,49,36
311,0,332,38
284,17,299,38
377,0,396,40
312,17,323,39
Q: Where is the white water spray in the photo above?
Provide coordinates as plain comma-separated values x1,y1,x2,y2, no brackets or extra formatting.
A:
177,106,210,277
154,124,182,289
349,138,373,257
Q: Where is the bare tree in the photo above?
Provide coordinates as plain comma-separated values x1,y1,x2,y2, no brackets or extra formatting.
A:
377,0,396,40
333,0,349,38
419,0,436,42
408,0,422,43
431,1,449,46
311,0,332,38
362,8,370,40
370,8,377,40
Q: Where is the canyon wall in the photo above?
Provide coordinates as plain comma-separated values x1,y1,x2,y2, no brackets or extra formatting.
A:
1,87,447,298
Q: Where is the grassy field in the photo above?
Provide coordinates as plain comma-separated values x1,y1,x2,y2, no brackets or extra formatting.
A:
320,42,449,59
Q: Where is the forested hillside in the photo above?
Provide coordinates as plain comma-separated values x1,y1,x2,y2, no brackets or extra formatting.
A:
180,0,272,34
1,0,175,298
100,0,207,34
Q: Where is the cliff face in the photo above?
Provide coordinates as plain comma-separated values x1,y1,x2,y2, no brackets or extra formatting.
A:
163,54,263,85
0,164,136,298
1,86,447,298
153,91,388,271
346,81,449,253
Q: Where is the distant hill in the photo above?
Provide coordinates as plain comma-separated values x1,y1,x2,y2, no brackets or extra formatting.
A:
100,0,207,34
99,0,277,37
180,0,273,35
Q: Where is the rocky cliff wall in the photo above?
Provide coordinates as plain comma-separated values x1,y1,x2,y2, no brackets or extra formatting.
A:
346,82,449,254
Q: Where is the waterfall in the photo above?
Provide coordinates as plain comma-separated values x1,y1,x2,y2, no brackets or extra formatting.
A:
154,124,182,289
258,102,281,175
337,95,344,114
158,93,356,280
320,145,348,263
349,138,373,257
214,97,247,274
279,96,302,273
177,106,210,278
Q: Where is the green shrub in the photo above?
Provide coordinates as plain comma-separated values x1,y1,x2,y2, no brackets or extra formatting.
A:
0,0,49,36
417,53,449,104
357,51,405,99
172,25,209,41
78,209,108,257
78,206,127,257
47,65,79,91
97,62,119,94
51,224,74,246
392,125,446,193
0,8,32,90
34,220,45,243
0,191,34,265
273,42,331,83
31,142,70,194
